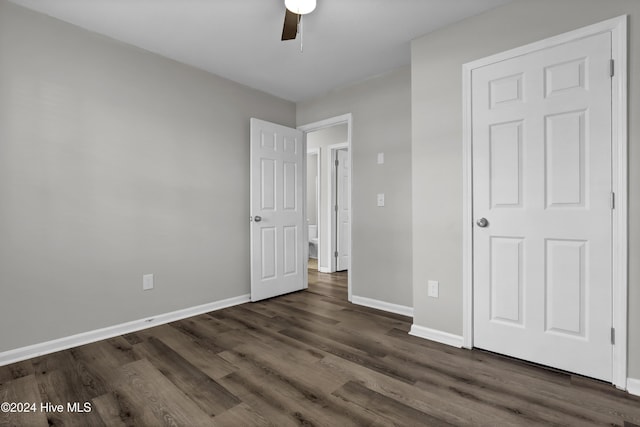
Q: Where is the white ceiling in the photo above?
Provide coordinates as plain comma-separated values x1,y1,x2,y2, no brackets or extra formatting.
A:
9,0,511,102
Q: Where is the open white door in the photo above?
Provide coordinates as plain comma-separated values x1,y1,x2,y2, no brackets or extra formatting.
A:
336,148,350,271
250,118,306,302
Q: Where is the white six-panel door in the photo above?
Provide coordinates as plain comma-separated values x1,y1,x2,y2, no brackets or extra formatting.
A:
250,118,305,302
336,148,350,271
472,32,613,381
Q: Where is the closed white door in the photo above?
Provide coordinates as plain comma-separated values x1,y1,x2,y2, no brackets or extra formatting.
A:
250,118,305,302
336,148,350,271
472,32,613,381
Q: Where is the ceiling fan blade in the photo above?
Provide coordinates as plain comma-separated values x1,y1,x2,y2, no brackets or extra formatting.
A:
281,9,299,40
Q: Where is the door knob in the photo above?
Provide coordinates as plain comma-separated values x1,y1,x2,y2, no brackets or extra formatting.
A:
254,215,262,222
476,218,489,228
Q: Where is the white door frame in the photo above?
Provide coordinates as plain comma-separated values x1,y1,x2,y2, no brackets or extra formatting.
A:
299,113,353,302
461,16,628,389
330,143,349,272
307,147,321,260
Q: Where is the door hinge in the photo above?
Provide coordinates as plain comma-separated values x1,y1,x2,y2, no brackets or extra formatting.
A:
335,204,338,212
610,192,615,209
611,327,615,345
335,159,339,167
334,251,338,258
610,59,615,77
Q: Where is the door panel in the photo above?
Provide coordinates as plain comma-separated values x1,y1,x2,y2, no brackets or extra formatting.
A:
545,111,586,207
490,121,523,207
251,118,305,302
283,226,298,276
545,239,586,337
472,32,612,381
490,237,524,325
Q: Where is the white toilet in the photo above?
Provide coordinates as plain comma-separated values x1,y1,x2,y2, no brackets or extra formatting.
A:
308,225,318,259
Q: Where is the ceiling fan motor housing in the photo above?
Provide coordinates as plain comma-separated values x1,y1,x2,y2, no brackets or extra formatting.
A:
285,0,316,15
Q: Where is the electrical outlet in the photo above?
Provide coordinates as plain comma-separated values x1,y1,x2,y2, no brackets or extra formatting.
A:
428,280,439,298
143,274,154,290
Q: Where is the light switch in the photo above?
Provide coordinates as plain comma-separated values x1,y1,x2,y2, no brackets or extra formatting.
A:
428,280,439,298
143,274,154,290
377,193,385,207
377,152,385,164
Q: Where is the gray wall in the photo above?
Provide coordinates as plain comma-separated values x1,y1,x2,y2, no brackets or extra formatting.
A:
298,67,413,307
0,1,295,353
411,0,640,377
307,124,348,271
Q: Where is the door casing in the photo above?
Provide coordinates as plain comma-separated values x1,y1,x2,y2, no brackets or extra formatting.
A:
461,15,628,389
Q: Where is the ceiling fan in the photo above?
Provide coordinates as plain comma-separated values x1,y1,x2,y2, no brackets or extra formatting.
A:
281,0,316,41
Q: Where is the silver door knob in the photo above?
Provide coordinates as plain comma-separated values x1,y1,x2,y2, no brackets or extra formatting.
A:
254,215,262,222
476,218,489,228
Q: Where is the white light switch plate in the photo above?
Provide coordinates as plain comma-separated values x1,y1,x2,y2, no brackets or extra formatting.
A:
428,280,439,298
143,274,154,290
377,152,385,164
377,193,385,207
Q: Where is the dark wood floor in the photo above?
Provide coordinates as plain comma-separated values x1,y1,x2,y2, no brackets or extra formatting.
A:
1,267,640,426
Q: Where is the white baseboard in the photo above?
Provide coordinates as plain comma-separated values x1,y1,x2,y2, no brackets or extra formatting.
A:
318,267,333,273
627,378,640,396
0,294,250,367
351,295,413,318
409,324,464,348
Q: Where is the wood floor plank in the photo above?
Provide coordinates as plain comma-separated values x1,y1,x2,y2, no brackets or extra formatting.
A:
217,307,327,364
218,371,322,427
316,353,522,426
92,392,137,427
112,359,214,426
0,375,49,427
333,380,456,427
0,360,34,384
202,305,329,367
218,304,291,333
137,323,239,380
274,310,390,358
133,336,240,416
32,349,107,427
169,318,227,353
224,339,342,394
278,326,415,384
36,369,107,426
67,337,140,389
238,329,326,367
218,363,386,427
210,402,274,427
332,307,411,333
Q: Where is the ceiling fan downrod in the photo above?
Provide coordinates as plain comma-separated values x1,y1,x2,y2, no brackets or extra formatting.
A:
299,15,304,53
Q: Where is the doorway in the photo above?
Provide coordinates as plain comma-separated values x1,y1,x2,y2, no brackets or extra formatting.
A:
300,114,353,301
